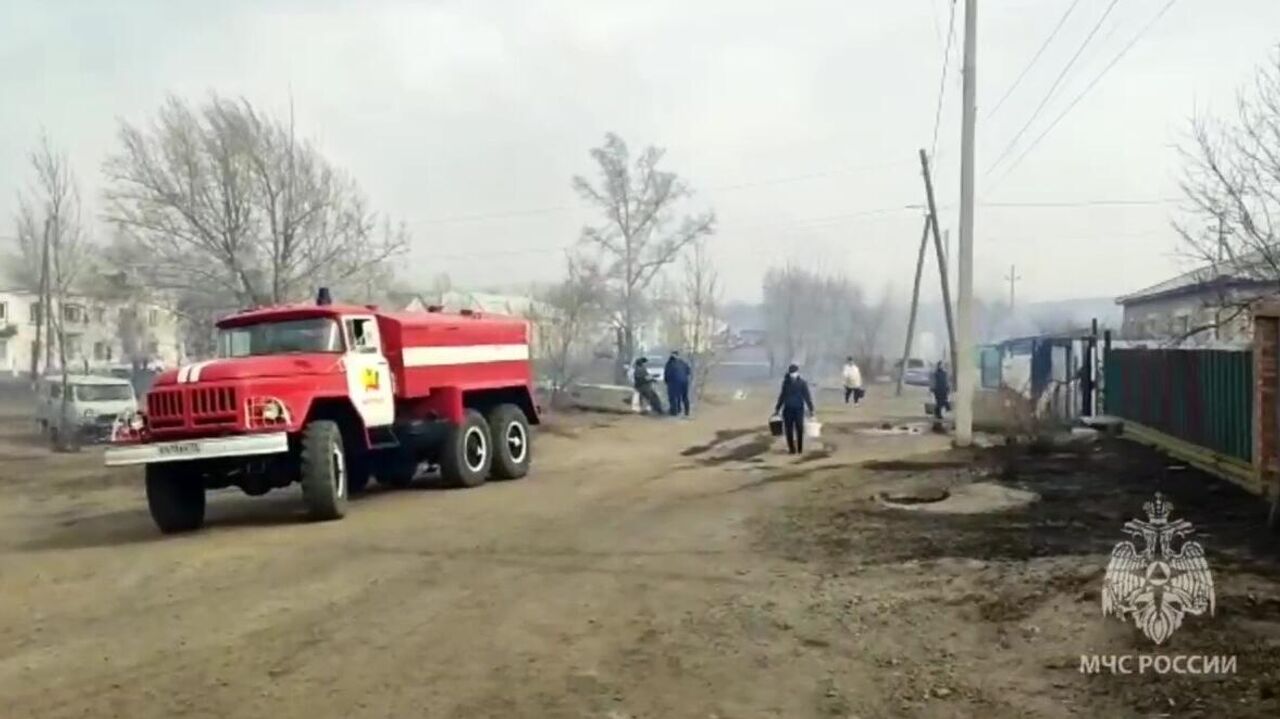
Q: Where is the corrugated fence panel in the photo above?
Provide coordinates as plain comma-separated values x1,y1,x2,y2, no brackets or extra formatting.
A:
1104,348,1252,463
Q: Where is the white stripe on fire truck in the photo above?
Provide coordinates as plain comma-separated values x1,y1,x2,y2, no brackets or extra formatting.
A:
188,360,215,382
177,364,193,383
402,343,530,367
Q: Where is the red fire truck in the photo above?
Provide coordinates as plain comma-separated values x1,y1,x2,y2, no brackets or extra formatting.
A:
105,290,539,534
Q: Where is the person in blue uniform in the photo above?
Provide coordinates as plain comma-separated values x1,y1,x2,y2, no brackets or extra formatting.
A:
773,364,815,454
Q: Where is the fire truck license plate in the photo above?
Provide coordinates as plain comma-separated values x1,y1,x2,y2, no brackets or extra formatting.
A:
158,442,201,457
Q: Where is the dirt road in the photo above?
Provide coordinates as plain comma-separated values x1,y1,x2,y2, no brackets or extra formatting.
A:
1,386,1277,718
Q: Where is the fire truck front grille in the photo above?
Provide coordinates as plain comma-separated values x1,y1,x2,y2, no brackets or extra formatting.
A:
191,386,238,426
147,389,185,429
147,386,239,431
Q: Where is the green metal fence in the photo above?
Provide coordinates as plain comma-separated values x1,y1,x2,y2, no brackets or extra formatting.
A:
1104,348,1253,463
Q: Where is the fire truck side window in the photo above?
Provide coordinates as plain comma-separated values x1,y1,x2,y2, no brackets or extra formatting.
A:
344,318,379,354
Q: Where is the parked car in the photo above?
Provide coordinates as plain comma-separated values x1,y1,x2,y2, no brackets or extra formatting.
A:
36,375,138,444
627,355,666,384
896,358,931,387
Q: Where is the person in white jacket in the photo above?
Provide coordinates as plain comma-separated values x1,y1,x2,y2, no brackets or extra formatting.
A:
841,356,864,404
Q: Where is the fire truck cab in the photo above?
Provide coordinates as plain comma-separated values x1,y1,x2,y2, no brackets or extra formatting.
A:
105,290,539,534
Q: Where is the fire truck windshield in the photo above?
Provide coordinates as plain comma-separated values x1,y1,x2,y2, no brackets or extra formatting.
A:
218,317,343,358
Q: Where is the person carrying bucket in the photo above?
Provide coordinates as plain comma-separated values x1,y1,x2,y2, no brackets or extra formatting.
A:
772,363,815,455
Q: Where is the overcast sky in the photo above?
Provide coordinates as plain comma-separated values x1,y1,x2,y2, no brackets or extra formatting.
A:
4,0,1279,305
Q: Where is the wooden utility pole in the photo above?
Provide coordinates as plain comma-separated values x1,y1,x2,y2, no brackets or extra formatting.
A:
918,149,958,376
955,0,978,446
1004,264,1021,309
896,216,932,397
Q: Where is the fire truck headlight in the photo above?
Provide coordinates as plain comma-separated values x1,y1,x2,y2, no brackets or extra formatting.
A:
261,400,284,422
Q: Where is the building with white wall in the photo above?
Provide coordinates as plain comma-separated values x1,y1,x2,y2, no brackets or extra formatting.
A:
0,289,185,378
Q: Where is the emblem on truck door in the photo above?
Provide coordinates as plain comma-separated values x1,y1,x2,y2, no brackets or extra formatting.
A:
362,367,380,391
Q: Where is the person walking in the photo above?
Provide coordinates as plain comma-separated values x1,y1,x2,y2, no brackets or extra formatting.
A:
663,350,692,418
772,363,815,455
930,361,951,421
841,356,863,404
633,357,664,415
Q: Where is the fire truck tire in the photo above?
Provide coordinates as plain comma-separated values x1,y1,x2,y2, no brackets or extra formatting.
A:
440,410,492,488
145,464,205,534
300,420,349,520
487,404,531,480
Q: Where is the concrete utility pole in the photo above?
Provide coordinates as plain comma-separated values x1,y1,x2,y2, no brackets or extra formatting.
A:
1004,264,1021,310
955,0,978,446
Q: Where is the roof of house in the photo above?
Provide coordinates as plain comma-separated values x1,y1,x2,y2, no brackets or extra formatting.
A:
1115,254,1276,306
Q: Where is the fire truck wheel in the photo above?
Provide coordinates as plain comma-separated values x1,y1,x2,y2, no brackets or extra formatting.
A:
300,420,349,520
145,464,206,534
487,404,531,480
440,409,492,488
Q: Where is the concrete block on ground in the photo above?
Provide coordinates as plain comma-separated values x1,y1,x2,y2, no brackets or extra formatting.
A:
566,382,639,414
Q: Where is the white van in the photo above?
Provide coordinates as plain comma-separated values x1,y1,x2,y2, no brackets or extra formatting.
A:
36,375,139,443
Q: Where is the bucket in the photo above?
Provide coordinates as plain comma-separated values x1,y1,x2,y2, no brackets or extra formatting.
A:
768,416,783,437
804,419,822,439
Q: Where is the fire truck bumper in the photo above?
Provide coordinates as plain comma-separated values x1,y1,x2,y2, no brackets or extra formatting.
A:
104,432,290,467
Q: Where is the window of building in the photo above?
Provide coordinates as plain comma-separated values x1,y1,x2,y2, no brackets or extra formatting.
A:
148,308,159,327
0,301,7,322
94,306,106,324
93,342,111,361
29,302,41,325
0,339,7,361
63,304,86,324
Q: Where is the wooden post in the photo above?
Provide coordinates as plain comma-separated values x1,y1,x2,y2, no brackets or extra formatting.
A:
919,149,958,377
896,216,932,397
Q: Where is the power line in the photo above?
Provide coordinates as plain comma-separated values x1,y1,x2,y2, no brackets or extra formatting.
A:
980,197,1179,208
416,158,915,226
425,195,1179,263
984,0,1122,176
985,0,1083,120
929,0,959,158
986,0,1180,192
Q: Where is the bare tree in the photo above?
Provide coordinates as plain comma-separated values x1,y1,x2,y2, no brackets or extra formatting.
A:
572,133,716,381
680,239,725,399
1175,48,1280,338
10,136,90,449
853,284,895,374
762,264,806,374
762,264,865,379
102,94,407,310
527,255,607,404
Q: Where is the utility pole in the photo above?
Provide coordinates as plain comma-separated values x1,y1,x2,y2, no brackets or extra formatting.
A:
919,149,958,377
944,229,951,287
1004,264,1021,310
897,216,932,396
955,0,978,446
